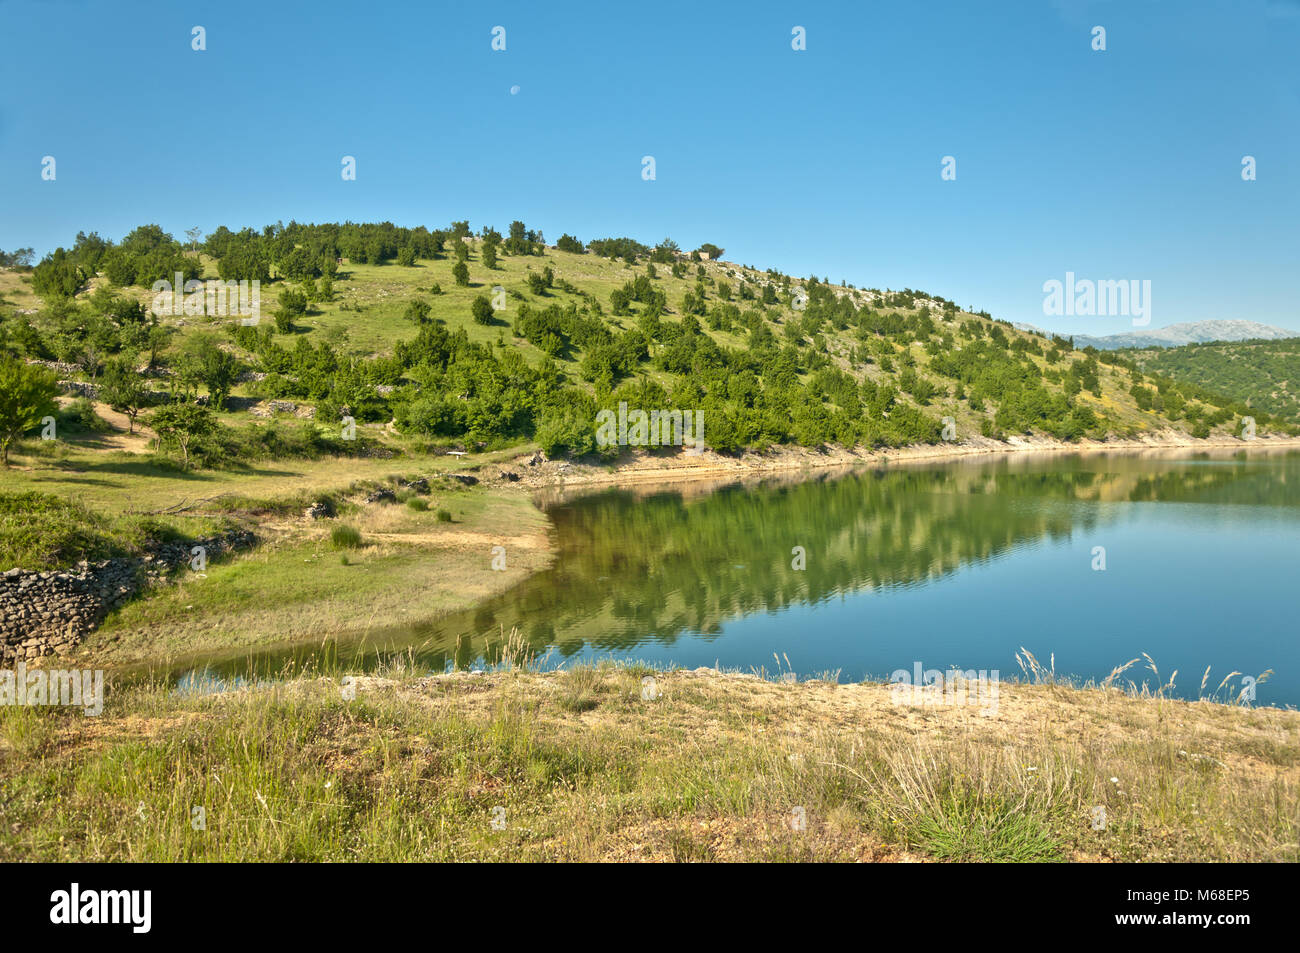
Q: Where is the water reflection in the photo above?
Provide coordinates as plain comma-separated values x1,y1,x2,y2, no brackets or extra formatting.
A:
184,448,1300,703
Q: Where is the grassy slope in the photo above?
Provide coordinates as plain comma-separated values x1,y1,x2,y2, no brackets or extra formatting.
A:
1,665,1295,862
5,240,1249,449
1124,338,1300,423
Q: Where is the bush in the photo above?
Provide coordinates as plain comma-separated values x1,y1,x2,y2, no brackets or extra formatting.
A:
406,497,429,512
330,524,363,549
0,490,195,570
435,509,453,523
56,397,113,434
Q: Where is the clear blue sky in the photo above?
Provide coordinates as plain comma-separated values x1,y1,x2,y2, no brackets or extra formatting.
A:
2,0,1297,335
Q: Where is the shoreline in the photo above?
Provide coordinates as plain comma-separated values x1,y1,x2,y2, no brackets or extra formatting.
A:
27,431,1300,671
494,430,1300,494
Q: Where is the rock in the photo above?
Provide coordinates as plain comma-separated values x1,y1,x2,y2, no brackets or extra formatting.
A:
305,501,334,520
364,488,397,504
447,473,478,486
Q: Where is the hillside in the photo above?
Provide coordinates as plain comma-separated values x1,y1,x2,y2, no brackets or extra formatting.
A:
3,220,1291,476
1070,320,1299,351
1123,338,1300,423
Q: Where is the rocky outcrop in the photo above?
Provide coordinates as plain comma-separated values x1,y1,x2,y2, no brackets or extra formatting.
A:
0,529,255,663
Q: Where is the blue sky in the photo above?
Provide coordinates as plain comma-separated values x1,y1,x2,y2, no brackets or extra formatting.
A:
1,0,1297,335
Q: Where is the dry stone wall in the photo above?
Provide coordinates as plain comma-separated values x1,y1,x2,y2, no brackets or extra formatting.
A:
1,529,255,662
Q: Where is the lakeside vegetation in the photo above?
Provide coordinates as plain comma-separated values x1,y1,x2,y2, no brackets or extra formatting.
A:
1,663,1294,862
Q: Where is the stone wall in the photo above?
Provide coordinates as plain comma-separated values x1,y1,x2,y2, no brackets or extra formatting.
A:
0,529,255,662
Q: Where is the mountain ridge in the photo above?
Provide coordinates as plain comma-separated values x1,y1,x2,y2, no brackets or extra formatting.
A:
1017,320,1300,351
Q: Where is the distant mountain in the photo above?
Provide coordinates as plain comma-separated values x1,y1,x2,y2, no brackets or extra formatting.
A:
1067,321,1300,351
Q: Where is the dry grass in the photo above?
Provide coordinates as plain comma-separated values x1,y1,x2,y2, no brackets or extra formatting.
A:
2,665,1295,862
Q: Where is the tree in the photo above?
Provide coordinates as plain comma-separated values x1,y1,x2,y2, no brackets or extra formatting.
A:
452,261,470,287
481,241,498,269
0,356,59,466
149,403,215,469
0,247,36,268
471,295,494,325
405,298,432,325
556,233,584,254
275,287,308,333
99,357,148,433
176,335,239,410
31,249,85,298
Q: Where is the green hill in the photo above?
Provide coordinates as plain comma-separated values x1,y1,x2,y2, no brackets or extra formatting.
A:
2,220,1293,471
1121,338,1300,424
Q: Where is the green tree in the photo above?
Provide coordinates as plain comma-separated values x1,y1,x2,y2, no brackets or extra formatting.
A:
0,356,59,466
176,335,239,410
274,287,308,332
471,295,495,325
149,403,215,470
452,261,470,287
99,356,148,433
31,249,85,298
405,298,432,325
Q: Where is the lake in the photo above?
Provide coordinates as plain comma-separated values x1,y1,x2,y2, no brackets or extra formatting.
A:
183,448,1300,708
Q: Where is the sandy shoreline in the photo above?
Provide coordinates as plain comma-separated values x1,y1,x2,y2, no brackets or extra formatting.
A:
487,430,1300,494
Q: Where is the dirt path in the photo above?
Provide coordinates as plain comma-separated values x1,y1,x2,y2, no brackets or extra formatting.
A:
56,397,153,453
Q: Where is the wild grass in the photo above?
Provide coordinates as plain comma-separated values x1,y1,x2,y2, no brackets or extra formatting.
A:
1,665,1295,862
329,524,363,549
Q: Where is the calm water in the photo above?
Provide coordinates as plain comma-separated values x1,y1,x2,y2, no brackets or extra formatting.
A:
183,449,1300,708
